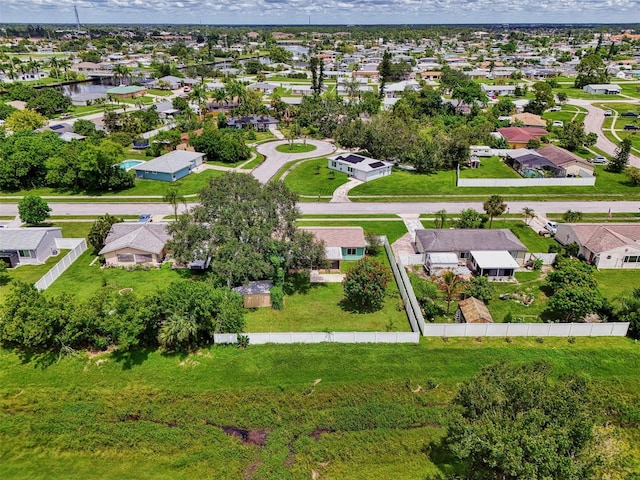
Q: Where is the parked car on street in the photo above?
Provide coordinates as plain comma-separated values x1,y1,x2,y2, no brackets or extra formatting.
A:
623,124,640,131
138,213,152,223
621,111,639,118
549,106,562,112
603,110,612,116
552,120,564,127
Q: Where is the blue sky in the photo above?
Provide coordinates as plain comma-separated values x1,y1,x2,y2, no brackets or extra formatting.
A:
1,0,639,25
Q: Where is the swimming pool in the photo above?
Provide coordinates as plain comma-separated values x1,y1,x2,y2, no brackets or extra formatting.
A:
119,160,145,171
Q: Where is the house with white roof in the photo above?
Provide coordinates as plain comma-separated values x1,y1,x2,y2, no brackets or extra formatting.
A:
327,154,393,182
582,84,621,95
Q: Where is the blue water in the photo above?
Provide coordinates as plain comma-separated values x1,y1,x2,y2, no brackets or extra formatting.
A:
119,160,144,171
521,168,543,178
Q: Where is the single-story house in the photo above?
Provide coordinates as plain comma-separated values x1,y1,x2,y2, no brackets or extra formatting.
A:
497,127,548,149
226,115,278,131
106,85,147,99
535,145,594,177
233,280,273,308
555,223,640,269
247,82,278,94
511,112,546,128
425,252,459,274
507,149,565,178
132,150,206,182
582,84,621,95
456,297,493,323
468,250,520,281
481,84,516,97
99,223,172,267
327,153,393,183
415,229,527,265
0,227,62,267
299,226,366,270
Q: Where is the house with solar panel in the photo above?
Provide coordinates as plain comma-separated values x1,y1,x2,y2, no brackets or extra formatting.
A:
327,154,393,182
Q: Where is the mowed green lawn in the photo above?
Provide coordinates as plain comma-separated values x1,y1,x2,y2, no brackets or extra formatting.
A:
275,143,317,154
296,220,407,243
0,250,69,303
284,159,350,196
349,165,640,198
245,281,410,332
1,337,639,479
458,156,520,179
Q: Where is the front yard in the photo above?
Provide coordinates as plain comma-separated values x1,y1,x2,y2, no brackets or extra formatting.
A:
284,159,350,196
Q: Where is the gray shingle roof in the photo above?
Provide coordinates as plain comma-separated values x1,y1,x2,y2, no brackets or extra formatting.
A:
415,229,527,253
132,150,205,174
233,280,273,295
99,223,172,255
0,227,61,250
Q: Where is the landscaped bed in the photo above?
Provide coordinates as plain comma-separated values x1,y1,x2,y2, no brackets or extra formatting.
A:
275,142,317,154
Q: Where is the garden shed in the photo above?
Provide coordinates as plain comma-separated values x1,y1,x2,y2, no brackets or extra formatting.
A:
456,297,493,324
425,252,458,274
233,280,273,308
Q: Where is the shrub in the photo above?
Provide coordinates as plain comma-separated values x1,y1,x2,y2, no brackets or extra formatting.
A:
270,285,284,310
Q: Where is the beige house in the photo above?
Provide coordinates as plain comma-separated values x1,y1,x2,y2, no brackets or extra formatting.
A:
99,223,172,267
555,223,640,269
511,112,546,128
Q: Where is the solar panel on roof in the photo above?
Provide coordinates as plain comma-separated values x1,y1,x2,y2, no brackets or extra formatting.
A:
343,154,365,164
369,161,385,168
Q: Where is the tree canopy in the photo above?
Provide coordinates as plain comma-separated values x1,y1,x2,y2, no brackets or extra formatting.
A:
445,361,601,480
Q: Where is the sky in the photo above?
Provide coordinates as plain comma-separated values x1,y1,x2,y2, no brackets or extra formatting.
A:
1,0,639,25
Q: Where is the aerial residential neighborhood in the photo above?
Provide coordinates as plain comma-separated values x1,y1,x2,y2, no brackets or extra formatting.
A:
0,18,639,480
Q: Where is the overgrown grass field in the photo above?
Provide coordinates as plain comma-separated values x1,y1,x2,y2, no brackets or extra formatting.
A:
1,337,639,479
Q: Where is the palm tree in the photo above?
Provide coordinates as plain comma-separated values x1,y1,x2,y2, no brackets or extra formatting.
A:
440,270,464,315
58,58,71,82
27,57,41,83
188,83,209,118
163,187,186,220
158,312,198,350
522,207,535,226
483,195,507,229
48,57,60,82
112,64,131,85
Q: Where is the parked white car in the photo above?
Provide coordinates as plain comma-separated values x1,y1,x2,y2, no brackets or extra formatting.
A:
552,120,564,127
545,221,558,234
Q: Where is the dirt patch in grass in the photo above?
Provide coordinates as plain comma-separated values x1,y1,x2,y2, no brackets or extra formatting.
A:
215,424,270,446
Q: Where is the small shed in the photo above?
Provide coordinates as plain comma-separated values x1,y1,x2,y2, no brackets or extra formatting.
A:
426,252,458,274
456,297,493,324
469,250,520,281
233,280,274,308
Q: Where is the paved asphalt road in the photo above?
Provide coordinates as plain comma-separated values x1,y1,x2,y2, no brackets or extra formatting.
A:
252,140,336,183
571,99,640,168
1,201,639,218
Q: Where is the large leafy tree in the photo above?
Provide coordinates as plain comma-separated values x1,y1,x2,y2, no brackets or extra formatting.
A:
446,361,600,480
546,257,604,322
524,81,555,115
189,128,250,164
4,108,47,132
18,195,51,225
342,257,391,312
617,288,640,339
483,194,507,228
559,120,589,151
378,50,392,99
574,53,609,89
455,208,485,229
168,173,321,287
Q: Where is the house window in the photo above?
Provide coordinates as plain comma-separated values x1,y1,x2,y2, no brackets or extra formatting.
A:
346,248,357,256
116,253,135,263
460,252,469,259
347,167,353,173
624,256,638,263
331,161,337,167
135,254,153,264
18,250,31,258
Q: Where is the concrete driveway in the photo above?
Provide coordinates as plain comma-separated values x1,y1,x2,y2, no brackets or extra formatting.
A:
252,140,336,183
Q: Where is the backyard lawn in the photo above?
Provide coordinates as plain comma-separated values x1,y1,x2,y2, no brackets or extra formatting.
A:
0,250,69,303
45,251,192,301
296,220,407,243
595,269,640,300
284,159,350,196
244,280,410,332
458,156,520,179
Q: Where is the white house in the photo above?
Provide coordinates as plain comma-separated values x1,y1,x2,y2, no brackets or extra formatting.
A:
582,84,621,95
481,84,516,97
327,154,393,182
555,223,640,269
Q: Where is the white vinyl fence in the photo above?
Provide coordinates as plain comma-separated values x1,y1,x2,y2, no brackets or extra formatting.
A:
34,238,87,291
422,322,629,337
215,331,419,345
457,177,596,187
